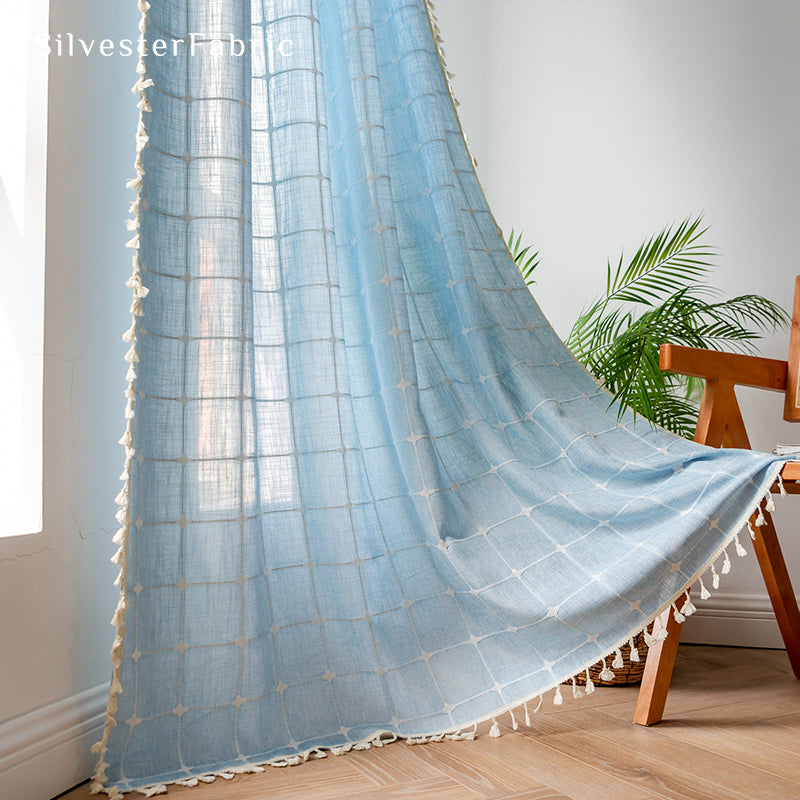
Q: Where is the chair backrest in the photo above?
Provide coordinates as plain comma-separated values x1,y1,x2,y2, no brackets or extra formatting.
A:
785,275,800,421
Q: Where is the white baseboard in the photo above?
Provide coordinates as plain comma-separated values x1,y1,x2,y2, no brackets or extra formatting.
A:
0,683,109,800
682,592,794,649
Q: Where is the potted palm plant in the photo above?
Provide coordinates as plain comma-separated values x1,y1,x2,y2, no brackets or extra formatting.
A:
508,215,789,439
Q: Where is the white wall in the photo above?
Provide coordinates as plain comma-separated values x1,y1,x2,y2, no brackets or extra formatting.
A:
0,1,138,797
436,0,800,646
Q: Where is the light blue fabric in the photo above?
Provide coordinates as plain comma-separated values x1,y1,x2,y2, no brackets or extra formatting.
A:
99,0,790,792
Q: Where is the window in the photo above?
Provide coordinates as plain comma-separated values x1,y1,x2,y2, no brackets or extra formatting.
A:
0,0,49,537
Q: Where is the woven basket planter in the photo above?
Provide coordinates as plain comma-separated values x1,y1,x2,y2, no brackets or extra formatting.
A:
573,631,649,686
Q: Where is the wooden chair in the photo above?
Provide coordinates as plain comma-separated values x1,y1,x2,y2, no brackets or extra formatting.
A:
633,275,800,726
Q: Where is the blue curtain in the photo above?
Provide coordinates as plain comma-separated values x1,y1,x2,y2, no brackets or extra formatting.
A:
93,0,789,794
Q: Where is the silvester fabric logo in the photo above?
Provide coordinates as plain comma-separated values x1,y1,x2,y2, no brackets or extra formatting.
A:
37,33,293,61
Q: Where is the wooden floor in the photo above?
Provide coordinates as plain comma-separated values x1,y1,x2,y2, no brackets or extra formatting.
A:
60,645,800,800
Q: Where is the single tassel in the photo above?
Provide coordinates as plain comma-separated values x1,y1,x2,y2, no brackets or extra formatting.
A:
612,648,624,670
598,659,615,682
698,577,711,600
766,493,776,513
584,669,595,695
747,521,758,541
628,636,640,662
680,591,696,617
755,506,766,527
722,549,732,575
489,719,501,737
572,678,584,699
114,488,129,506
508,708,518,730
653,614,668,642
143,785,168,797
553,686,563,706
734,533,747,558
711,563,720,589
778,475,788,497
671,601,686,624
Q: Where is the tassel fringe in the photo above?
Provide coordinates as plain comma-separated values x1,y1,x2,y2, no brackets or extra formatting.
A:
90,0,152,794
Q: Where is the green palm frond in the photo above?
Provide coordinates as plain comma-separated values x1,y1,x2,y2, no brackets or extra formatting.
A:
510,215,791,438
507,228,540,286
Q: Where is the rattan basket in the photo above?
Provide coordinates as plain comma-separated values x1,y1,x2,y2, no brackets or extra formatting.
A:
572,631,649,686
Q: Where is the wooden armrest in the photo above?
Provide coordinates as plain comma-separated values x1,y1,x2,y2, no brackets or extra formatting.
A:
659,344,788,392
783,462,800,482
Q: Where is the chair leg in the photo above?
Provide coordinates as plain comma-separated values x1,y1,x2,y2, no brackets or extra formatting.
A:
634,608,685,726
752,509,800,678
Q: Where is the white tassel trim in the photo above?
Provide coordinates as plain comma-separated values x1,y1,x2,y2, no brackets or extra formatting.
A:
92,0,152,794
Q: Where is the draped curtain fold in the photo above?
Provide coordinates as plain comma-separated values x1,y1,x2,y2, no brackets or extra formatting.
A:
94,0,788,794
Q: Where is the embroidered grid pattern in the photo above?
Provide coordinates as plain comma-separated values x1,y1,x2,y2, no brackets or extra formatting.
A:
96,0,790,794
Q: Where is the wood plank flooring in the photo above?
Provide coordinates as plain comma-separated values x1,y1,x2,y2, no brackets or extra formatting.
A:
58,645,800,800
